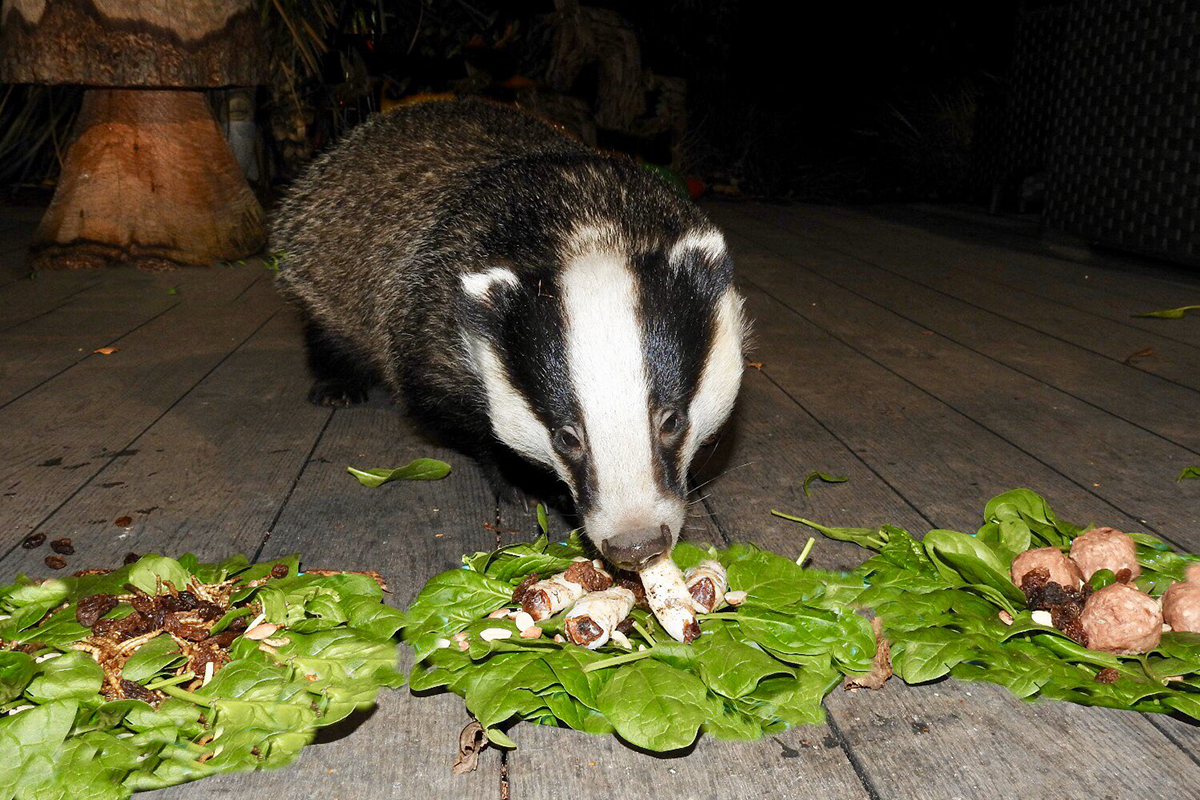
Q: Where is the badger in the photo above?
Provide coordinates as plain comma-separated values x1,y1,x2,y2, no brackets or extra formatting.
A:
272,98,747,572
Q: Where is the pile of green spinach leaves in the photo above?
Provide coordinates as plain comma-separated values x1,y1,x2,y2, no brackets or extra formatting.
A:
778,488,1200,719
0,553,405,800
402,531,877,752
406,489,1200,753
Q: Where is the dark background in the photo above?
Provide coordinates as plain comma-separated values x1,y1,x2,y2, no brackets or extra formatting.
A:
0,0,1021,203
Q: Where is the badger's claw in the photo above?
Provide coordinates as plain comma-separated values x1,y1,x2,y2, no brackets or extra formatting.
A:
307,379,371,407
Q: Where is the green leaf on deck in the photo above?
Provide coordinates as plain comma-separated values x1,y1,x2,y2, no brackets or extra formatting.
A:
1179,466,1200,481
801,470,848,497
1131,304,1200,319
347,458,452,488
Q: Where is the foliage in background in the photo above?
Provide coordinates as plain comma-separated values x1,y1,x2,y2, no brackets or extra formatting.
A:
0,84,81,188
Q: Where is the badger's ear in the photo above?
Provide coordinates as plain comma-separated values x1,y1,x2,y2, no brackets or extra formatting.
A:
458,265,522,334
668,228,734,289
461,266,520,304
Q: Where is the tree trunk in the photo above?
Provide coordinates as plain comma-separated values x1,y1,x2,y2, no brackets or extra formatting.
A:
32,89,265,270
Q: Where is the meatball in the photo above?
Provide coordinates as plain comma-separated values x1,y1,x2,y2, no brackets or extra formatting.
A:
1080,583,1162,654
1069,527,1140,582
1011,547,1082,590
1185,563,1200,585
1163,580,1200,634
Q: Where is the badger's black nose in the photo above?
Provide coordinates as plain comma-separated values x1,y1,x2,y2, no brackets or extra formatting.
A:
600,524,674,571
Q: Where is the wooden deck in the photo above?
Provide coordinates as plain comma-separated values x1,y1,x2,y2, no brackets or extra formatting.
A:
3,201,1200,799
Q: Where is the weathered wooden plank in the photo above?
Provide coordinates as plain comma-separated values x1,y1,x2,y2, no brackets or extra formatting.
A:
698,287,1200,797
0,268,264,409
808,203,1200,349
715,204,1200,456
0,270,106,329
714,221,1200,544
0,311,328,581
0,275,280,546
164,397,503,800
738,203,1200,394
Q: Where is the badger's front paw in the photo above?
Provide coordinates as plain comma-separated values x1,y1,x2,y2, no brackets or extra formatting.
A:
307,379,371,407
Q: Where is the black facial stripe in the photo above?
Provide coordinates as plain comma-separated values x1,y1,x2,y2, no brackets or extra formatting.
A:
473,272,597,510
633,246,727,493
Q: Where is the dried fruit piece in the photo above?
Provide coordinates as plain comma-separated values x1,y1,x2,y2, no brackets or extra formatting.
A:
21,532,46,549
76,594,118,628
114,516,133,529
270,563,289,579
1095,668,1120,684
44,555,67,570
50,538,75,555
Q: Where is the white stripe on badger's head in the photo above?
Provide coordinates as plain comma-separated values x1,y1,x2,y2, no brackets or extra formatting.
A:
459,223,747,572
558,238,685,569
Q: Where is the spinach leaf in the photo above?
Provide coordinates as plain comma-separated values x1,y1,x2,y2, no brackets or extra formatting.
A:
771,512,889,550
695,627,792,698
122,635,185,684
0,700,78,800
594,659,711,751
346,458,451,488
802,470,848,497
1180,466,1200,481
1131,304,1200,319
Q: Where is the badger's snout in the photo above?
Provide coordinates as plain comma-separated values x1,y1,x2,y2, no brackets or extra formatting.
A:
599,523,675,571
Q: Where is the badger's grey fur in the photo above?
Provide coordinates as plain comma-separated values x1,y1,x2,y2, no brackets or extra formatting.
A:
273,98,747,570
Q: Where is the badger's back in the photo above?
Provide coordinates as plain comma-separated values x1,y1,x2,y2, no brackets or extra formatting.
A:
272,99,588,379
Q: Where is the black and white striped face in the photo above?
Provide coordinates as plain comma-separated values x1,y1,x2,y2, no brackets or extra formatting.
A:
461,225,747,571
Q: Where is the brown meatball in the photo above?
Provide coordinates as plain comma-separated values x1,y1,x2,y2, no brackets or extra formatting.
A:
1080,583,1162,654
1011,547,1082,589
1185,563,1200,585
1162,580,1200,634
1069,527,1140,581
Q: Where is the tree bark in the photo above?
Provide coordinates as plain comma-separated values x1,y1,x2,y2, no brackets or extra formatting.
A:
32,89,265,270
0,0,263,87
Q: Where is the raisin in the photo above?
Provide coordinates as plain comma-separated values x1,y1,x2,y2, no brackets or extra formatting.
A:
1095,668,1119,684
615,618,635,635
123,552,140,565
161,591,199,613
511,572,539,605
49,538,74,555
21,533,46,549
227,615,249,633
120,679,156,702
163,614,208,641
76,594,118,628
205,630,241,649
44,555,66,570
113,516,133,528
1114,568,1133,584
130,595,157,615
271,563,289,579
196,602,224,622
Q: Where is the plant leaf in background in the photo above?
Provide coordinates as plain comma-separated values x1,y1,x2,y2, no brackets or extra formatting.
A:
1131,304,1200,319
1179,466,1200,481
801,470,848,497
347,458,452,488
536,503,550,535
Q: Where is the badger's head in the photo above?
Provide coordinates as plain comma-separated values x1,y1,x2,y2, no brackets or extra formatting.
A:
460,225,748,571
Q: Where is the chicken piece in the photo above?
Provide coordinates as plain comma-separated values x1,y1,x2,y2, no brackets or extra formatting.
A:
518,559,612,622
564,587,637,649
1069,527,1140,582
684,559,728,613
640,556,701,643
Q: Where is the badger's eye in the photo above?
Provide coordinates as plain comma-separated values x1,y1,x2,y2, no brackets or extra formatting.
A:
554,426,584,453
658,410,683,438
